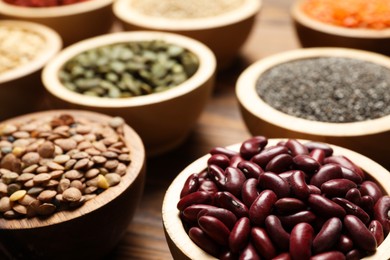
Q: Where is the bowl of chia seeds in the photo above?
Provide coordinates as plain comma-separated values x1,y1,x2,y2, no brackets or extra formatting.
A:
0,110,145,259
113,0,261,70
236,48,390,170
42,31,216,156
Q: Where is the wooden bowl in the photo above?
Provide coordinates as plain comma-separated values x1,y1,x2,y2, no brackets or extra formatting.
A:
0,20,62,121
236,48,390,170
0,109,146,260
42,31,216,156
112,0,261,70
0,0,114,46
291,0,390,55
162,138,390,260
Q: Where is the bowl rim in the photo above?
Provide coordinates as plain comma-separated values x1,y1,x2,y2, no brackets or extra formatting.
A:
162,138,390,260
0,0,113,17
42,31,216,108
113,0,262,31
236,47,390,137
0,20,62,84
291,0,390,38
0,109,145,229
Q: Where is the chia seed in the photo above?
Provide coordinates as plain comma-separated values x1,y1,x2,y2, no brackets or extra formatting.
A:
256,57,390,123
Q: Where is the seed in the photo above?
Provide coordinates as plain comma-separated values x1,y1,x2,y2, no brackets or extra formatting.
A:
12,131,29,139
77,141,92,150
105,173,121,187
85,168,99,179
33,173,51,185
12,146,26,157
63,187,82,202
36,165,49,173
50,170,64,179
92,155,107,164
64,170,83,180
3,210,18,219
0,182,7,195
19,194,37,206
65,159,77,169
54,139,77,151
97,174,109,189
47,161,65,171
53,154,70,164
0,124,17,135
37,203,56,216
92,141,107,152
22,152,40,166
13,204,27,215
104,160,119,170
58,178,71,193
70,180,84,191
17,173,35,182
115,163,127,176
102,151,118,159
37,141,55,158
0,197,12,212
72,152,89,160
73,158,90,170
23,164,39,173
109,117,125,128
27,187,44,196
7,183,21,196
38,190,57,202
2,171,19,184
9,190,27,202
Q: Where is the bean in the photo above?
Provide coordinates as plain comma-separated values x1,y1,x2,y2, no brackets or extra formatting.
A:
198,215,230,246
373,195,390,235
278,170,296,181
359,181,383,204
290,223,314,260
241,178,259,207
310,251,345,260
308,194,346,218
336,235,354,254
293,155,320,173
237,160,264,179
312,217,342,253
229,217,251,253
251,145,289,168
359,195,374,214
345,188,361,205
345,249,364,260
177,191,212,211
368,220,384,246
265,215,290,251
210,147,238,158
208,154,230,169
278,210,316,228
310,164,342,188
340,166,362,184
188,227,219,257
198,208,237,230
215,191,248,218
239,242,261,260
344,215,377,252
332,197,370,224
240,136,268,159
182,204,217,222
180,173,199,198
224,167,246,197
304,141,333,157
273,252,291,260
198,180,218,193
219,251,237,260
275,197,307,215
249,190,278,226
289,170,310,200
308,185,321,195
207,164,226,188
258,172,290,198
285,139,309,156
320,179,357,198
266,154,294,173
323,156,364,180
229,155,245,168
309,149,325,165
251,227,277,259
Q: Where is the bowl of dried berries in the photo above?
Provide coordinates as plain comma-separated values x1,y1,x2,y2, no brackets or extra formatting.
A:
162,136,390,259
113,0,261,70
0,110,145,259
0,0,114,46
0,20,62,121
291,0,390,55
236,47,390,170
42,31,216,156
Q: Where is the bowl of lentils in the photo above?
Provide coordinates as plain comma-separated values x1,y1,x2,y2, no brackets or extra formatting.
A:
113,0,261,70
162,136,390,259
42,31,216,156
236,48,390,170
291,0,390,55
0,0,114,46
0,20,62,121
0,110,145,259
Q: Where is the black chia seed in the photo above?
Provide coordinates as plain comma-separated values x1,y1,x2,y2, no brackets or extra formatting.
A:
256,57,390,123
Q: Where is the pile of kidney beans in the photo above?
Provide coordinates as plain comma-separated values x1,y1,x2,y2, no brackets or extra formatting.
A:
177,137,390,260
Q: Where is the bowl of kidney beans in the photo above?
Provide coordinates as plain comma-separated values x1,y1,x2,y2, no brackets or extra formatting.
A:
162,136,390,260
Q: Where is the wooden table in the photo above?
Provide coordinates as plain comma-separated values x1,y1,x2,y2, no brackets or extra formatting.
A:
107,1,299,259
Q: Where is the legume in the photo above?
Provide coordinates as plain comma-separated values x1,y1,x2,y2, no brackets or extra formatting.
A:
4,0,90,7
256,57,390,123
59,41,199,98
178,136,389,259
0,26,45,74
0,114,131,219
130,0,245,19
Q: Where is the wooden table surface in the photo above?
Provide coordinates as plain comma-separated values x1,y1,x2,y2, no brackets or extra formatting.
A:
107,1,299,259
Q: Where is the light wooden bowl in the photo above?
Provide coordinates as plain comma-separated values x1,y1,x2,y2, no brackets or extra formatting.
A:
236,48,390,170
162,138,390,260
0,109,145,259
0,0,114,46
42,31,216,156
0,20,62,121
112,0,261,70
291,0,390,55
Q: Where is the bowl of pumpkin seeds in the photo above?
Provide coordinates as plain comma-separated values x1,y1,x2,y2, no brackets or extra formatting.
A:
42,31,216,156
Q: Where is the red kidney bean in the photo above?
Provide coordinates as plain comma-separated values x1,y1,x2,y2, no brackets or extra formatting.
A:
309,149,325,165
198,207,237,230
320,179,357,198
265,215,290,251
210,147,238,158
336,235,354,253
180,173,200,198
278,170,296,181
310,251,345,260
359,181,383,204
198,215,230,246
251,145,289,168
219,250,237,260
373,195,390,236
241,178,259,207
304,141,333,157
308,185,321,195
230,154,245,168
251,227,277,259
249,190,278,226
293,155,320,173
258,172,290,198
289,170,310,200
224,167,246,197
239,242,261,260
345,188,361,205
344,215,377,252
208,154,230,169
310,164,342,188
340,166,362,184
286,139,309,156
368,220,384,246
290,222,314,260
237,160,264,179
312,217,342,253
345,249,365,260
359,195,374,215
266,154,294,173
308,194,346,218
332,197,370,224
177,191,212,211
182,204,218,222
229,217,251,253
215,191,248,218
208,164,226,189
198,180,218,193
273,252,291,260
275,197,307,215
188,227,220,257
278,210,316,228
323,156,364,180
240,136,268,159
